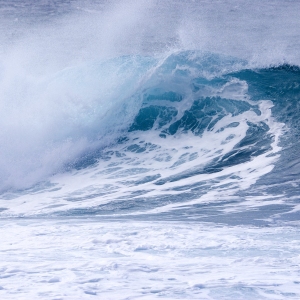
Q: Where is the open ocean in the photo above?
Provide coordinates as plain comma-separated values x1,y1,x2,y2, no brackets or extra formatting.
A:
0,1,300,299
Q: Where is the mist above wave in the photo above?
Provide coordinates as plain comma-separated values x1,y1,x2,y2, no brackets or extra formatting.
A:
1,0,300,64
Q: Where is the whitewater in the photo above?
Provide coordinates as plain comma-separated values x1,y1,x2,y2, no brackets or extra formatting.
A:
0,0,300,299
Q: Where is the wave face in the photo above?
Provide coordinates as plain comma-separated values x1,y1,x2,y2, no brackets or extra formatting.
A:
1,1,300,299
2,51,300,224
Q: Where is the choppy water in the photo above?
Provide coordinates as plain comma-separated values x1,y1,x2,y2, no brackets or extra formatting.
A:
0,1,300,299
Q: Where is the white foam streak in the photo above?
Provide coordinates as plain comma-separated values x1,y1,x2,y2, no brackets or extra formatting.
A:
0,90,284,217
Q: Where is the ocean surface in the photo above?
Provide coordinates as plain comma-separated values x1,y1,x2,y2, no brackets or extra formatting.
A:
0,1,300,299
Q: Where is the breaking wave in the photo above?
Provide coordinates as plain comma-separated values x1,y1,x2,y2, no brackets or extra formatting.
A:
2,50,300,219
